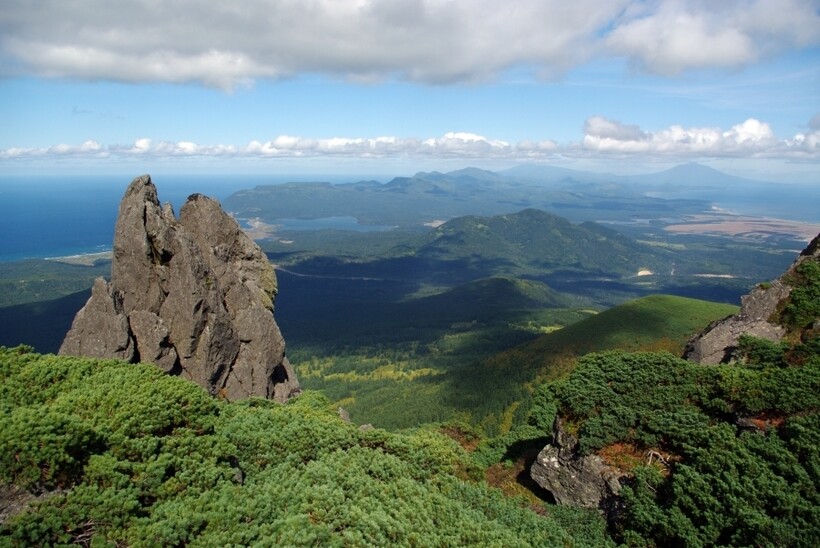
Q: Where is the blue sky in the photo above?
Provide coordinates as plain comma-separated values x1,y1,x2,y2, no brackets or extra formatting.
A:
1,0,819,181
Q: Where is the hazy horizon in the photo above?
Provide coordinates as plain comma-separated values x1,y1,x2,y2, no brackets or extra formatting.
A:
1,1,818,183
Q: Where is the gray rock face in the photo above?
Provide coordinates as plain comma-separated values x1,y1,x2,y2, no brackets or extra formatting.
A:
530,417,624,515
60,175,300,402
683,232,820,365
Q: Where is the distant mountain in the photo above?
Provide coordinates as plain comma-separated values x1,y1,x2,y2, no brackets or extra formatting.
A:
626,162,761,187
622,163,820,221
412,167,512,184
223,165,713,227
504,161,783,188
500,164,620,184
416,208,667,278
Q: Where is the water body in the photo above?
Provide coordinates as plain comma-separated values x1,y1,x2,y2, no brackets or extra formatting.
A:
646,182,820,223
0,174,294,262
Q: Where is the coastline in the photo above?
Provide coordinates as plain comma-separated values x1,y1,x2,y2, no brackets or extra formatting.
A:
44,250,113,266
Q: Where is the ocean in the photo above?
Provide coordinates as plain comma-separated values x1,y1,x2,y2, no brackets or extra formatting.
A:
0,174,294,262
645,182,820,224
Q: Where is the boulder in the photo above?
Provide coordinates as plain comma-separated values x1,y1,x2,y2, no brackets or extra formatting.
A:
60,175,299,402
530,417,624,516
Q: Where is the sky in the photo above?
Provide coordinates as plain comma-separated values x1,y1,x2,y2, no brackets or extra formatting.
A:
1,0,819,182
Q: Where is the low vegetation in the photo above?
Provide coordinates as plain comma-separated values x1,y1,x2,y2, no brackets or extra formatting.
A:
0,346,610,546
511,254,820,546
521,340,820,546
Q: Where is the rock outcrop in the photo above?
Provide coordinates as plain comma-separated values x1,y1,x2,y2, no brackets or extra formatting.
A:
530,417,624,516
60,175,300,402
683,233,820,365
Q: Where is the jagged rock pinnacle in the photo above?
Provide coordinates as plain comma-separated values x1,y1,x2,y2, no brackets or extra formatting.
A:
60,175,300,402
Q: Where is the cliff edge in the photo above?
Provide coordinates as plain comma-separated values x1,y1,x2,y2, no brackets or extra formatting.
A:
683,232,820,365
60,175,299,402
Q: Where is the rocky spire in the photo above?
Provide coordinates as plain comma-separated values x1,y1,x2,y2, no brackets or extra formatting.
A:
60,175,300,402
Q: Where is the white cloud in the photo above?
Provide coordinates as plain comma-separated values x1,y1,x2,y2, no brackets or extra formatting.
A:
48,140,104,154
2,1,817,88
605,0,820,74
3,118,818,163
422,132,512,157
0,140,106,158
584,117,648,142
581,117,813,158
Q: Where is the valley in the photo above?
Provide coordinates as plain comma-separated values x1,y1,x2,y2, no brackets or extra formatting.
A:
1,166,812,433
217,166,818,432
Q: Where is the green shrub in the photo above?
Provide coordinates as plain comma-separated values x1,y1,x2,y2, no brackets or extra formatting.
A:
735,334,788,367
1,347,599,545
529,331,820,546
0,406,102,489
783,258,820,329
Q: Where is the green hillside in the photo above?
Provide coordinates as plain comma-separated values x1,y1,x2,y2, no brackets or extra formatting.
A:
490,294,740,379
263,206,790,312
431,294,738,434
418,209,666,277
0,347,609,546
301,294,737,434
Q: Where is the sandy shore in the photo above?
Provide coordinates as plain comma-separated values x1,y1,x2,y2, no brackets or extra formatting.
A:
664,214,820,242
45,251,113,266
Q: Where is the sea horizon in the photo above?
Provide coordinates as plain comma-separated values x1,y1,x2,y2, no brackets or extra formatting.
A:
0,173,383,262
1,171,819,263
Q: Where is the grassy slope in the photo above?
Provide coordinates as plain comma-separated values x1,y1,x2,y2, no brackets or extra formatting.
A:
491,294,739,379
316,295,738,434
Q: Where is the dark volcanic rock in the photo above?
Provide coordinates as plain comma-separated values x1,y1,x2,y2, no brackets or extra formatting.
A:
530,417,624,516
683,232,820,365
60,175,299,402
